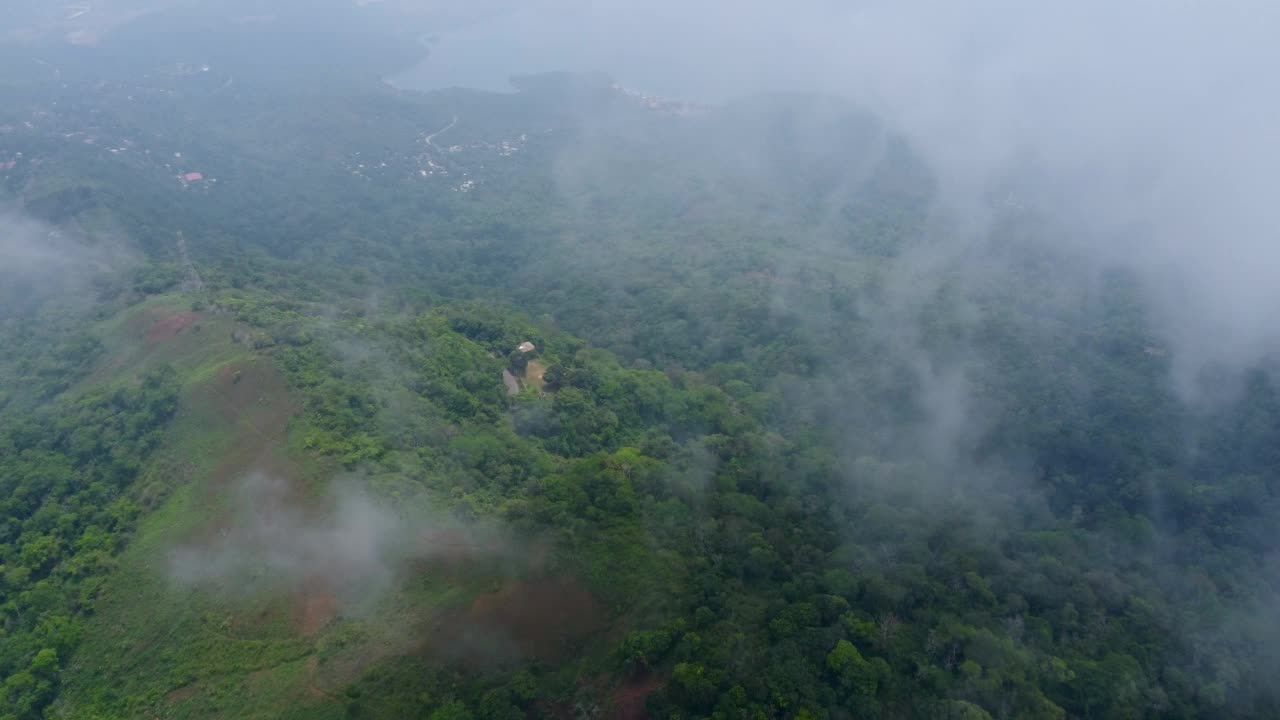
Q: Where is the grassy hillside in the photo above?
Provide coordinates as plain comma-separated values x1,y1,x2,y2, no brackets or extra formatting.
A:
39,291,683,718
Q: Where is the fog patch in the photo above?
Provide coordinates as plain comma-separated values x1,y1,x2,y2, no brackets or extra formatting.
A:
0,211,133,308
419,0,1280,393
821,1,1280,393
168,472,518,609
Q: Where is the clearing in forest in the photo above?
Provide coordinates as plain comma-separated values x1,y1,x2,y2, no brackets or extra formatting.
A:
610,674,666,720
523,359,548,392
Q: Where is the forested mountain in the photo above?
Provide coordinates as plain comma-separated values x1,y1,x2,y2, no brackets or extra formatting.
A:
1,2,1278,719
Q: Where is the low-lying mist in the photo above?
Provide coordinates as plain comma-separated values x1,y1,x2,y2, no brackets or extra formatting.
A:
409,0,1280,391
168,472,520,609
0,210,134,315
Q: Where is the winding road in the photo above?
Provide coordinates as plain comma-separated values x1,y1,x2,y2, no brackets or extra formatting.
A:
424,114,458,149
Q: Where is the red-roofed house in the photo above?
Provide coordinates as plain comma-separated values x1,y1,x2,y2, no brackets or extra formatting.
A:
183,172,204,183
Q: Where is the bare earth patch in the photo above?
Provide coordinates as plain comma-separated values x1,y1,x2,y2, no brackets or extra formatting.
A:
609,674,664,720
292,583,340,637
425,577,607,667
165,683,201,705
523,359,548,393
147,311,203,343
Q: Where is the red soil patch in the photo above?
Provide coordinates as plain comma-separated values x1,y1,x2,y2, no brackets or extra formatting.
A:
147,311,203,343
165,683,201,705
291,583,340,637
428,577,607,666
609,674,664,720
207,363,299,434
85,308,203,384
